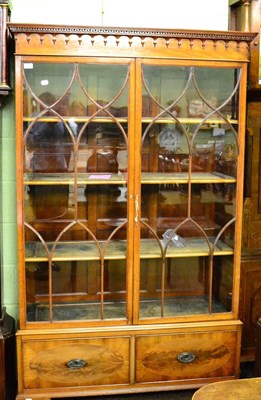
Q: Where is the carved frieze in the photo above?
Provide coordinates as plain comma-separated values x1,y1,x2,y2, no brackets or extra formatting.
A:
8,24,257,61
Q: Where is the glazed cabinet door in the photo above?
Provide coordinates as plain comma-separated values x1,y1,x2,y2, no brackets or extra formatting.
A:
18,57,135,327
133,59,246,323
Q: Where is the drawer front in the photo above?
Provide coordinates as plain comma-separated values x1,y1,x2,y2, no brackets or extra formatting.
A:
21,336,130,389
136,329,239,383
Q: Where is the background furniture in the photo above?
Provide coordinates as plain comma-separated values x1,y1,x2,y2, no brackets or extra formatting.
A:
229,0,261,362
0,0,11,102
240,250,261,361
240,35,261,360
192,377,261,400
229,0,261,33
255,318,261,375
0,308,16,400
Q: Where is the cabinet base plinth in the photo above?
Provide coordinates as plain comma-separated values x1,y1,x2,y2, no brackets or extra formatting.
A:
16,321,242,399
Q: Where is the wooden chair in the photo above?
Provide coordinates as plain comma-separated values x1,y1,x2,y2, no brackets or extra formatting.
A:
192,378,261,400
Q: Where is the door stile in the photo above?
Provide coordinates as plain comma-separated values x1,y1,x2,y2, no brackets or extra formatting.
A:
132,59,143,324
126,59,136,324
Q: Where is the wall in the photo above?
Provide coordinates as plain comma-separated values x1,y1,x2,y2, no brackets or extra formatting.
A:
2,0,229,319
10,0,229,30
1,89,18,318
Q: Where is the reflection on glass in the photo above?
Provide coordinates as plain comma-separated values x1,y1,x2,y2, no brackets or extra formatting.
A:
26,257,127,322
139,64,240,319
23,62,129,323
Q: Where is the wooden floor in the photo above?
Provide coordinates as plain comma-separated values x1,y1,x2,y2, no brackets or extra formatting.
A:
61,362,256,400
67,390,196,400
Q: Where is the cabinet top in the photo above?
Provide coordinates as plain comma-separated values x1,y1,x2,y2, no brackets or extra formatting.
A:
8,23,257,61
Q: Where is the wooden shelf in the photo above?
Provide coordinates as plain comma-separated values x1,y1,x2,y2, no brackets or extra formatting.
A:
23,116,239,125
142,117,238,125
25,237,233,262
24,171,235,185
24,172,127,185
140,238,233,258
23,116,129,123
28,296,227,322
141,172,236,184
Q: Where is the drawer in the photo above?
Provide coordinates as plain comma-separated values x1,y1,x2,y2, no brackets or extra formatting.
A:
135,328,239,383
21,335,130,389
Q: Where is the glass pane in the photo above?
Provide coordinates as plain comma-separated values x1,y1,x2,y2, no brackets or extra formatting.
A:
78,63,129,118
23,63,74,118
213,254,234,313
23,61,130,323
192,67,240,120
139,64,240,320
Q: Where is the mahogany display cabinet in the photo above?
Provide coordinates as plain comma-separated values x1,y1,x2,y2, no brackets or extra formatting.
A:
8,24,256,399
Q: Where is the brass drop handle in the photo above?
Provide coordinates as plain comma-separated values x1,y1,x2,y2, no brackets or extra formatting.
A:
177,352,196,363
66,358,87,369
135,194,139,222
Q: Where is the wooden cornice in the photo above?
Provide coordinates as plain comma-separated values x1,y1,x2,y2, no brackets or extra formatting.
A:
8,23,257,61
8,23,257,41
